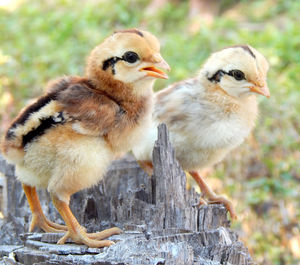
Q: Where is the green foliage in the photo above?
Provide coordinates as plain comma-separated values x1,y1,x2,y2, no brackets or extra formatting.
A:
0,0,299,264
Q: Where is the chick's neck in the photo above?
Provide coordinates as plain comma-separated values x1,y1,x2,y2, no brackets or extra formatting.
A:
86,68,153,120
86,68,139,102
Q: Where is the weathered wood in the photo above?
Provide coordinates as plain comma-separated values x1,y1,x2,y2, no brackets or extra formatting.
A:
0,124,254,264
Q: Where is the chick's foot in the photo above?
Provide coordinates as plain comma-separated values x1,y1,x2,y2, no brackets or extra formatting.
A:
52,194,122,248
204,194,237,220
30,213,67,233
189,171,237,219
23,184,67,232
57,226,121,248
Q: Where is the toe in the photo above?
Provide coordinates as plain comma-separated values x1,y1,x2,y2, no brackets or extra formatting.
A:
88,227,123,240
198,197,208,206
207,196,237,220
83,239,115,248
30,213,67,233
57,231,70,245
57,228,119,248
46,219,68,231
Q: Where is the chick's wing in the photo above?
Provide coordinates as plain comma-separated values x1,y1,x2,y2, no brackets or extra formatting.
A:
58,83,122,137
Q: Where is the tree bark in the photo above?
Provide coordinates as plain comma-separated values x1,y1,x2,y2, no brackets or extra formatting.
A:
0,124,254,265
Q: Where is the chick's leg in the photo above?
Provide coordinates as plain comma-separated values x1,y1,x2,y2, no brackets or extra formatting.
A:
22,184,67,232
189,171,237,219
51,194,122,247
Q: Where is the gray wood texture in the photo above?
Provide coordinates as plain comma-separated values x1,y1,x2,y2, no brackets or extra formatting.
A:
0,124,254,265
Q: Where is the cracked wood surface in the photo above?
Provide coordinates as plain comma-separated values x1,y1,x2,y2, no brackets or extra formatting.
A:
0,124,254,265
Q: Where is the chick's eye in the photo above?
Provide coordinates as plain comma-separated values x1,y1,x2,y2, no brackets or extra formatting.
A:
123,51,139,64
230,69,245,81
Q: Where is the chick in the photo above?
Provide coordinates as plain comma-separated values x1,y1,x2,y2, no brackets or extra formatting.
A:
2,29,170,247
133,45,270,219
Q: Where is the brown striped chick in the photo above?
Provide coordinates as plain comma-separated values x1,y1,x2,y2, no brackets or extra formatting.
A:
133,45,270,219
1,29,170,248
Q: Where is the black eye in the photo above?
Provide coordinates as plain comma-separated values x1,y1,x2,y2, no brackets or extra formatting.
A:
122,51,139,64
230,69,245,81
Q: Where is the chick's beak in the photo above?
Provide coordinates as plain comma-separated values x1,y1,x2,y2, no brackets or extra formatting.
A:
139,57,170,80
250,83,270,98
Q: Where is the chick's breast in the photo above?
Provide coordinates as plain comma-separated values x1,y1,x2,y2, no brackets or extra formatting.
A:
153,79,256,171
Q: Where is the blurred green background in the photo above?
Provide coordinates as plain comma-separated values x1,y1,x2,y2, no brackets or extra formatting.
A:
0,0,299,264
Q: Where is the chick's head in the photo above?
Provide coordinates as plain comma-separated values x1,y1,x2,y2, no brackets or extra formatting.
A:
201,45,270,98
86,29,170,92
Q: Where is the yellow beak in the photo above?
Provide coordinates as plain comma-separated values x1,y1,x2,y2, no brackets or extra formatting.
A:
250,85,270,98
139,58,171,80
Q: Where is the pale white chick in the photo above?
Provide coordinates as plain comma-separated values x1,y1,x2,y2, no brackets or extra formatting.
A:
133,45,270,219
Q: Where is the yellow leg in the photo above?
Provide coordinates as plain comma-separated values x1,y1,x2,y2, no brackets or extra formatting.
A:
23,184,67,232
51,194,122,248
189,171,237,219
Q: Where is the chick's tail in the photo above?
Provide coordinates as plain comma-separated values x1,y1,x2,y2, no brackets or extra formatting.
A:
1,93,64,165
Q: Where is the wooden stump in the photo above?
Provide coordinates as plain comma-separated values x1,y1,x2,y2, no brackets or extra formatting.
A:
0,124,254,265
